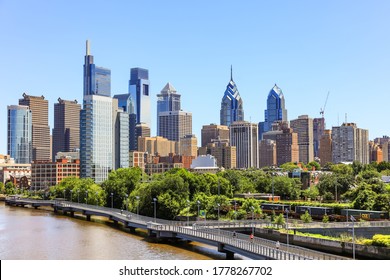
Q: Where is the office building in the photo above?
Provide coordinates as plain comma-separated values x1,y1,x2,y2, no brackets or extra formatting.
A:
138,136,178,157
129,68,151,128
52,98,81,161
220,67,244,127
275,128,299,166
113,99,129,169
369,142,383,164
259,139,277,168
199,140,237,169
83,40,111,97
319,129,332,166
157,82,181,132
290,115,314,164
201,124,229,147
7,105,32,164
332,123,369,164
135,122,151,142
158,111,192,142
19,93,50,162
180,134,198,157
129,151,146,171
313,118,325,158
259,84,288,139
229,121,258,169
80,95,113,183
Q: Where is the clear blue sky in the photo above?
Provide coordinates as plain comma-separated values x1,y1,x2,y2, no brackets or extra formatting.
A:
1,0,389,154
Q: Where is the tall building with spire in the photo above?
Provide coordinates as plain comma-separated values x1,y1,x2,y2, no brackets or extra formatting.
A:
259,84,287,139
220,66,244,127
83,40,111,97
157,82,181,132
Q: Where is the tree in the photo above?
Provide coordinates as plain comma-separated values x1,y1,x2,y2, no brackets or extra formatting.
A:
5,182,17,195
300,210,312,223
280,162,300,172
306,161,321,171
274,213,285,228
0,182,5,194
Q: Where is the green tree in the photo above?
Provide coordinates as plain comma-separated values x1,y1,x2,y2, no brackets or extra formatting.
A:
0,182,5,194
5,182,17,195
274,213,285,228
280,162,300,172
306,161,321,171
322,214,329,223
300,210,312,223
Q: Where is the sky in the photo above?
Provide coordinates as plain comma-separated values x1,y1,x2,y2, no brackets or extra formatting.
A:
1,0,390,154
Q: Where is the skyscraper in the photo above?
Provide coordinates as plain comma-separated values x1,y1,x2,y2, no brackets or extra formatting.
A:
129,68,151,128
259,84,288,139
158,111,192,142
290,115,314,164
52,98,81,160
258,139,277,168
201,124,230,147
112,98,129,169
80,95,113,183
180,134,198,157
229,121,258,169
313,118,325,158
7,105,32,164
220,67,244,127
319,129,332,166
332,123,369,164
83,40,111,97
157,83,181,132
19,93,50,162
275,127,299,166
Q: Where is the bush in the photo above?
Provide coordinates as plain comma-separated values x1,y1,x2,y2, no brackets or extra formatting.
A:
300,210,313,223
371,234,390,247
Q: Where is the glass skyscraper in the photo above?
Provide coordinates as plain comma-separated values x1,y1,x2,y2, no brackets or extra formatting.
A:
80,95,113,183
220,67,244,127
7,105,32,163
83,40,111,97
157,82,181,132
259,84,288,139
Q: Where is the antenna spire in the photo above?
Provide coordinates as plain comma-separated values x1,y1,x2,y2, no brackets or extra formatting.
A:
86,40,90,55
230,65,233,81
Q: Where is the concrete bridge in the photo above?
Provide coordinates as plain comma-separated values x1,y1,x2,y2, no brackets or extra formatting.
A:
5,197,349,260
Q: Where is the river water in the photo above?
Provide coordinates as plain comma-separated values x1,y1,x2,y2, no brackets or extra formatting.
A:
0,202,246,260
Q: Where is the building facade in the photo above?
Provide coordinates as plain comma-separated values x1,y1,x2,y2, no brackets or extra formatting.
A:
52,98,81,161
229,121,258,169
332,123,369,164
180,134,198,157
19,93,51,162
129,68,151,128
275,128,299,166
258,139,277,168
113,99,129,169
137,136,178,157
158,111,192,142
0,155,31,188
259,84,288,139
7,105,32,164
157,82,181,132
319,129,332,166
220,67,244,127
313,117,325,158
201,124,229,147
290,115,314,164
80,95,113,183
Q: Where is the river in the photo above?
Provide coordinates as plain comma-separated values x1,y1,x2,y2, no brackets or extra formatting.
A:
0,202,246,260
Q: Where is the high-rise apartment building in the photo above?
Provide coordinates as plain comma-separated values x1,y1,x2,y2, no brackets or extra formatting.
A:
259,84,287,139
19,93,50,162
313,118,325,158
369,141,383,164
258,139,277,168
201,124,229,147
80,94,113,183
319,129,332,166
332,123,369,164
158,111,192,142
275,128,299,166
230,121,258,169
290,115,314,164
83,40,111,97
180,134,198,157
52,98,81,161
220,67,244,127
7,105,32,164
157,83,181,132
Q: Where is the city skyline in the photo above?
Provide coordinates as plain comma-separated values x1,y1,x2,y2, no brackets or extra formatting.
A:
1,1,390,154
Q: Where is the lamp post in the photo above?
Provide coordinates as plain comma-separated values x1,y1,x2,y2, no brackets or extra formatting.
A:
63,189,66,200
95,192,98,206
197,200,200,220
350,215,356,259
187,200,190,226
124,194,128,212
285,208,289,249
250,206,255,235
217,203,220,222
234,200,237,221
70,190,73,202
85,191,88,204
136,196,140,219
271,173,275,201
153,198,157,223
77,190,80,203
110,193,114,208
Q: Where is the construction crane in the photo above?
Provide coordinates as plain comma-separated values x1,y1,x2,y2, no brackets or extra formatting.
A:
320,91,330,118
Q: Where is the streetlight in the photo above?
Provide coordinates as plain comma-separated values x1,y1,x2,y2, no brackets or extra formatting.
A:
110,193,114,208
250,206,255,235
217,203,220,222
70,190,73,202
95,192,98,206
153,198,157,223
285,208,289,249
85,191,88,204
197,200,201,220
77,190,80,203
136,196,140,219
234,200,237,221
350,215,356,259
63,189,66,200
271,172,275,201
124,194,128,212
187,200,190,226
